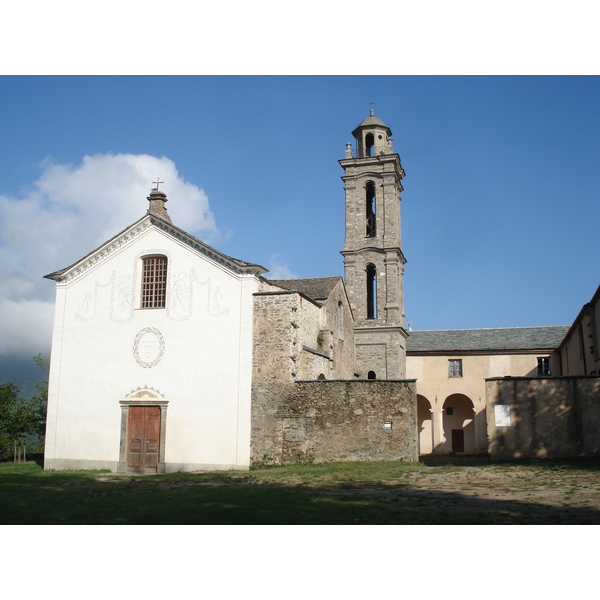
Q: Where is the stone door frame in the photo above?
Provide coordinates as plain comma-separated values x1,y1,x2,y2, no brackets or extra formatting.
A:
118,398,168,473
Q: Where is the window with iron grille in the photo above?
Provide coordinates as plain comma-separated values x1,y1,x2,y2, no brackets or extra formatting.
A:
537,357,551,376
141,256,167,308
449,359,463,378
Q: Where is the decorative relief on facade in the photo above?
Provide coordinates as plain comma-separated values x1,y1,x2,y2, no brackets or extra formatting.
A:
133,327,165,368
124,386,165,399
168,267,229,321
111,273,135,321
75,271,135,322
73,249,230,323
75,287,104,321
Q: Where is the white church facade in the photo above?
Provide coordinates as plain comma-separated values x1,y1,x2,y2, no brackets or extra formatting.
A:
44,190,268,472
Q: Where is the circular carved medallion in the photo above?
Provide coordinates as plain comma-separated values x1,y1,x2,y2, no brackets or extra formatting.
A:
133,327,165,368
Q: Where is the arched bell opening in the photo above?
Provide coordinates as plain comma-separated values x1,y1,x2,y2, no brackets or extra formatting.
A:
365,132,375,156
365,181,376,237
366,263,377,319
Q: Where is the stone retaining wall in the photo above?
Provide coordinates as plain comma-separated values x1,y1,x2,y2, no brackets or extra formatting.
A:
251,379,418,465
486,376,600,459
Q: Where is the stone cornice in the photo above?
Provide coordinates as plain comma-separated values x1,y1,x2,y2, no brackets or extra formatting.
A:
341,247,407,264
355,325,409,338
339,153,401,167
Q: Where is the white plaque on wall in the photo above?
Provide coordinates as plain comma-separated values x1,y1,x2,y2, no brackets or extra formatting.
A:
133,327,165,368
494,405,511,427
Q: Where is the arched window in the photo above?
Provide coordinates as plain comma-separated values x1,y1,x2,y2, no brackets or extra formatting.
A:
366,263,377,319
368,371,376,380
141,255,168,308
365,181,376,237
365,133,375,157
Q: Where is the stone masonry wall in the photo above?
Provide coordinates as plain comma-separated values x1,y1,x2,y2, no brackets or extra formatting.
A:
252,289,313,383
319,279,355,379
253,279,355,382
486,376,600,460
251,380,418,465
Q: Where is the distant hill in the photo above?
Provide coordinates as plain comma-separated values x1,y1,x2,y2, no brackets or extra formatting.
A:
0,355,48,399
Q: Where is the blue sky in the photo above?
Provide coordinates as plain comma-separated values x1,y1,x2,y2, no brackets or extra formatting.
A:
1,75,599,363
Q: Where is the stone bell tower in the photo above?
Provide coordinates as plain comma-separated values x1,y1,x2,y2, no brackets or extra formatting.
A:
340,111,408,379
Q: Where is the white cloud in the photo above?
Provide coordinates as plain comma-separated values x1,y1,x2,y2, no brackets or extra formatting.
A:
0,153,218,356
265,254,298,280
0,298,55,357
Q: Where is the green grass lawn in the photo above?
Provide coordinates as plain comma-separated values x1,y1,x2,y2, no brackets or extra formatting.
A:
2,457,600,524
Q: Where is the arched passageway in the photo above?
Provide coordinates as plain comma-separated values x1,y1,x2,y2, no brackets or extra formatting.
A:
417,395,433,454
442,394,476,454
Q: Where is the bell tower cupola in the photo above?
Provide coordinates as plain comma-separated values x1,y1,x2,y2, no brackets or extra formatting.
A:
340,111,408,380
349,109,394,158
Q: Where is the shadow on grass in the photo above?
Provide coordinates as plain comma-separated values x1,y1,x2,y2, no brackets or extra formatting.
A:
2,463,600,525
420,454,493,467
420,454,600,471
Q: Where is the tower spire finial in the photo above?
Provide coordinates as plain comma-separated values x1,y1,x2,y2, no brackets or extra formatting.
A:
369,102,375,116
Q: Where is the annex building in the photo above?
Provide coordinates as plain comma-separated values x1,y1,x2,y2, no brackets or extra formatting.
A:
407,326,569,455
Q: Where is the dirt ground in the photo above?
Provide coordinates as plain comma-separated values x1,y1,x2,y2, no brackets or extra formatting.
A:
331,463,600,524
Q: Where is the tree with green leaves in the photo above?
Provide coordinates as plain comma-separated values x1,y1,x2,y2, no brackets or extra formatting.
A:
32,353,49,439
0,354,49,461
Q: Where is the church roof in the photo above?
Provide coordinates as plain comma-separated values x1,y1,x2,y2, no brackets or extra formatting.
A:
356,114,388,129
352,111,392,137
266,276,342,303
406,326,570,354
45,212,267,282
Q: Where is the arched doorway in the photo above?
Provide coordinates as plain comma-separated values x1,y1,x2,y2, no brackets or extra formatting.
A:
442,394,476,454
417,395,433,454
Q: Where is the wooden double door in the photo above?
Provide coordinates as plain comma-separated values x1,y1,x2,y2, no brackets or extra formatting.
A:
127,406,161,473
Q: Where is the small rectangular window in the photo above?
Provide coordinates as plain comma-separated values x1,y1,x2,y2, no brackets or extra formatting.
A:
141,256,167,308
537,357,551,376
449,359,463,378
